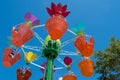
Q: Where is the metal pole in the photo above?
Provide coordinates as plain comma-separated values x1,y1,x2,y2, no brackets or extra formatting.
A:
45,58,53,80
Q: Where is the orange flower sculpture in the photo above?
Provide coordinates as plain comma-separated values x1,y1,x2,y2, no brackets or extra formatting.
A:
46,2,70,40
74,35,94,57
63,74,77,80
78,59,94,77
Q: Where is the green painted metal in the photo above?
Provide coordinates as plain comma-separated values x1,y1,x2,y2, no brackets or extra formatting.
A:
42,38,61,80
45,58,53,80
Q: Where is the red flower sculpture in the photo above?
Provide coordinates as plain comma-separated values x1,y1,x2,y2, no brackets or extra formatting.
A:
12,24,33,47
46,2,70,17
2,48,21,67
17,68,32,80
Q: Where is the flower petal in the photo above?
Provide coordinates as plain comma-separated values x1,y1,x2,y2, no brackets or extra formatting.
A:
51,2,56,10
62,5,67,12
32,20,40,26
62,11,70,17
46,8,53,16
30,15,37,22
57,3,62,10
24,12,31,22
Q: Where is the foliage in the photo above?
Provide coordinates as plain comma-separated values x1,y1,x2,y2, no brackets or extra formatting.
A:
94,37,120,80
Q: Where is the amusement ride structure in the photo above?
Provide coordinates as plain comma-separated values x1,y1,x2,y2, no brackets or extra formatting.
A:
2,2,94,80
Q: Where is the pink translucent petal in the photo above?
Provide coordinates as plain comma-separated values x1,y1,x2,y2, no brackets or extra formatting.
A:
32,20,40,26
40,62,46,73
24,12,31,21
30,15,37,22
40,62,56,74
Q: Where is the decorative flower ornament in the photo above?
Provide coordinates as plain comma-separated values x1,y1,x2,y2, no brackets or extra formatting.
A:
46,2,70,40
64,56,72,70
24,12,40,27
46,2,70,17
71,22,85,35
25,52,37,64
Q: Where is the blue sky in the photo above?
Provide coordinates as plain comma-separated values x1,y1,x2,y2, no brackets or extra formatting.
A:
0,0,120,80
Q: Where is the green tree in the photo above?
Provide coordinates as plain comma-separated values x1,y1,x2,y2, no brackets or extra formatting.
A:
94,37,120,80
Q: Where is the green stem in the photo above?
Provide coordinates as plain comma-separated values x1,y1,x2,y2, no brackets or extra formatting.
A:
45,58,53,80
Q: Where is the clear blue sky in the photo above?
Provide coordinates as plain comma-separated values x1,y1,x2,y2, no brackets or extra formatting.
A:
0,0,120,80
